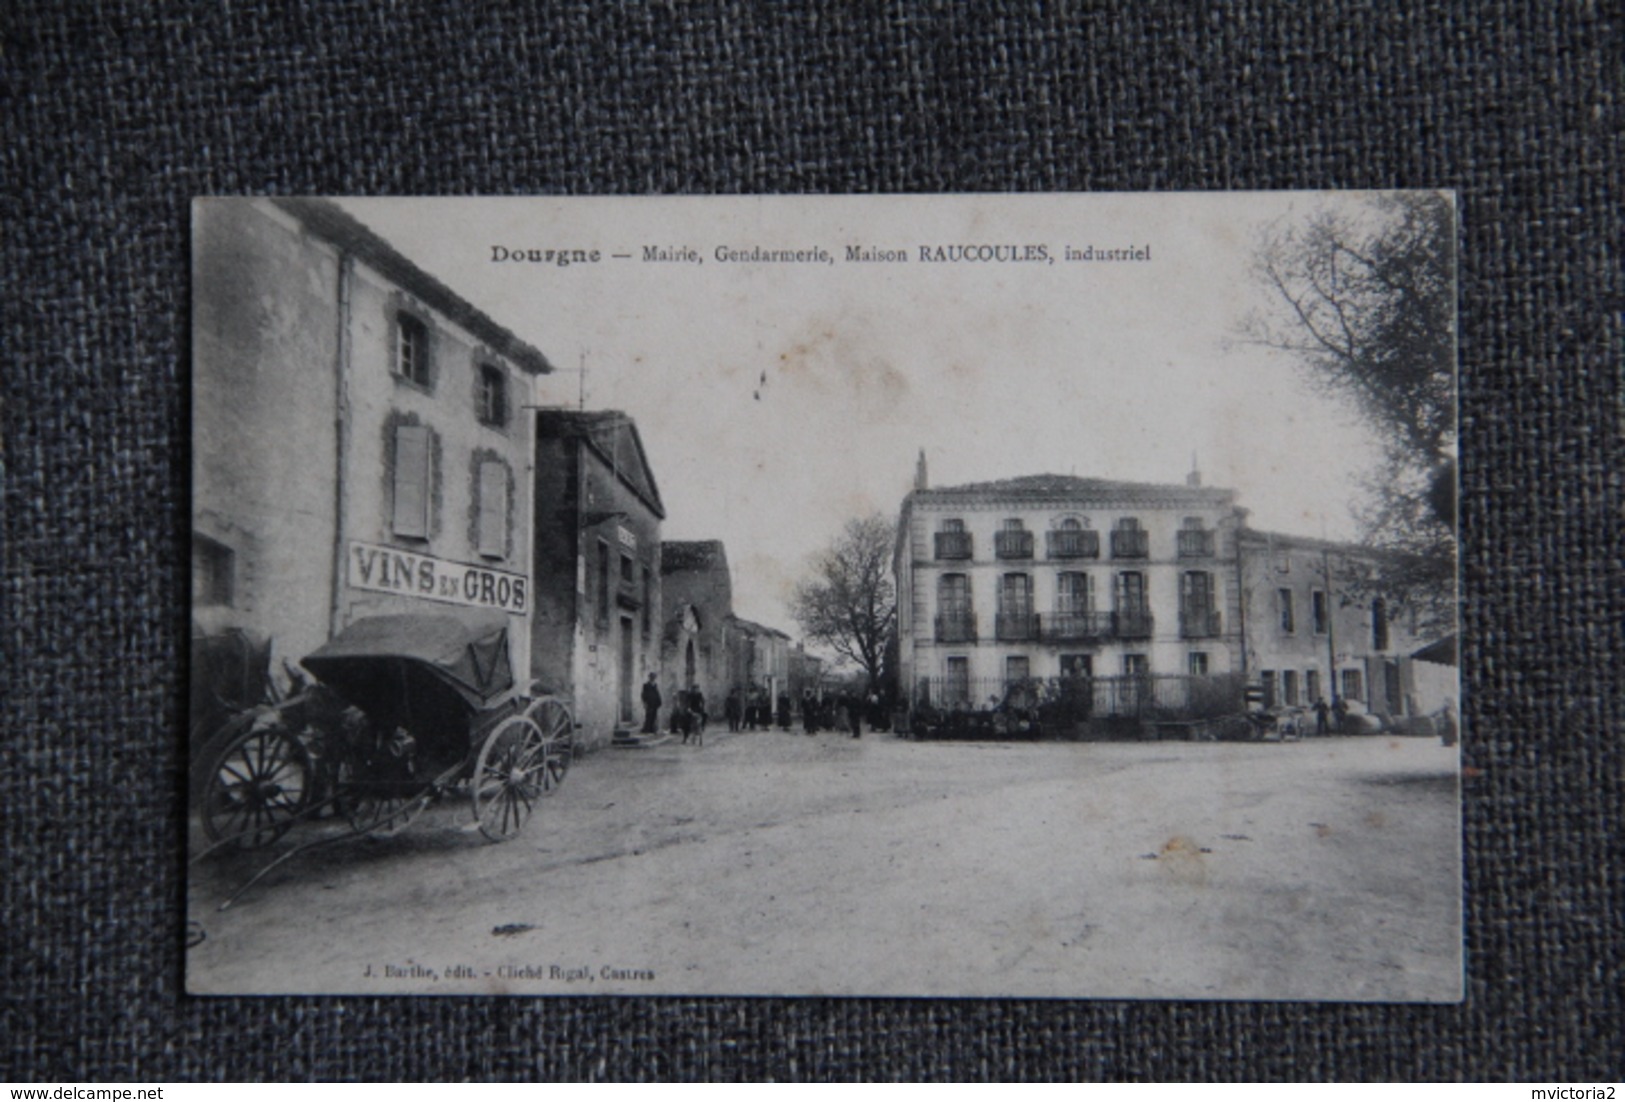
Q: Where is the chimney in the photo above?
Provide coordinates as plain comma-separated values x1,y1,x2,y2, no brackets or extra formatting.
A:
1187,451,1202,488
915,448,929,491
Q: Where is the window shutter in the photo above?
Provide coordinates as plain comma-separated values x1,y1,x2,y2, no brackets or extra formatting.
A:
478,460,507,557
393,424,430,538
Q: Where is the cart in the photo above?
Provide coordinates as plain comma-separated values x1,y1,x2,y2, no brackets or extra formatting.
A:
192,611,574,904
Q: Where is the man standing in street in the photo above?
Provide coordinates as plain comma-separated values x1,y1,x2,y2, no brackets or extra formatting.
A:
641,672,662,735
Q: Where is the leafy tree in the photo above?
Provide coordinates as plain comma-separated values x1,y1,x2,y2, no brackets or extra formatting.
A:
789,514,897,691
1238,192,1457,631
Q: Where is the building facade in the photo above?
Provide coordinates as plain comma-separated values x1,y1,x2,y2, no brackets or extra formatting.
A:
895,472,1244,707
895,469,1451,723
193,198,550,689
659,540,735,714
530,411,665,748
1236,528,1441,716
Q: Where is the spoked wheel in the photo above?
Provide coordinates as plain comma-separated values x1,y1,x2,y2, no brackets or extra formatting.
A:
472,716,548,842
200,721,314,850
524,696,576,794
341,782,429,837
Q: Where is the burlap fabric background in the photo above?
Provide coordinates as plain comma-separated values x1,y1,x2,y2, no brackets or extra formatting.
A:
3,2,1620,1082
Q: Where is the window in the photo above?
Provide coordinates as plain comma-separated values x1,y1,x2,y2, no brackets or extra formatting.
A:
396,312,431,387
620,552,635,585
1311,589,1328,635
477,460,508,558
1111,516,1148,558
1306,669,1321,705
938,573,971,616
1115,571,1147,612
192,534,233,607
1056,572,1093,613
995,518,1033,559
1340,668,1364,703
935,518,972,560
1189,652,1209,676
1058,516,1085,530
1261,669,1277,708
1061,654,1092,678
1283,669,1299,706
943,518,965,531
392,424,431,538
1002,518,1024,531
945,657,970,705
999,573,1033,616
1006,656,1030,688
1181,571,1216,631
477,364,508,427
1278,588,1296,634
1371,598,1389,650
1123,654,1149,676
597,540,611,625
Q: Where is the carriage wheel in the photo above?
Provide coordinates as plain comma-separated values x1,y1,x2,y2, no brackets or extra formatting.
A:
199,721,314,850
473,716,546,842
341,783,427,837
524,696,575,794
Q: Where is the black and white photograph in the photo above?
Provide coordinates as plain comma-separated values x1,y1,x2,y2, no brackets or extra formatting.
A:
187,192,1460,1000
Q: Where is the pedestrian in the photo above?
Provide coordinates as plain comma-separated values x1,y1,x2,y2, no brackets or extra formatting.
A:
777,692,791,731
725,687,742,732
689,684,707,741
802,690,818,735
641,672,662,735
849,693,863,739
1332,695,1349,735
1314,696,1330,736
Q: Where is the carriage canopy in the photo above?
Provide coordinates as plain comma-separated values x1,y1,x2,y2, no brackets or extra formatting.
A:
302,610,516,724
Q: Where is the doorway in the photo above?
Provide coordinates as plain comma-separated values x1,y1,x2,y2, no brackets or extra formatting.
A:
618,615,635,725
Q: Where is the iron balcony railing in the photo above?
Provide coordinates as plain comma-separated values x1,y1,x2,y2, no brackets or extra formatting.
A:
934,531,973,560
995,612,1039,641
1111,529,1150,559
1114,609,1154,638
1179,608,1223,638
934,611,978,643
1177,529,1216,558
1045,529,1100,559
1043,610,1115,641
994,530,1034,559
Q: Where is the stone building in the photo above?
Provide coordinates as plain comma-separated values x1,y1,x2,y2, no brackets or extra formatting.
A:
894,464,1452,724
1236,528,1441,717
726,616,792,712
530,410,665,748
659,539,735,714
894,470,1244,707
193,198,550,688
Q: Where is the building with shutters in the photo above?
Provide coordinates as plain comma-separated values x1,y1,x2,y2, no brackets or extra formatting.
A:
192,198,551,688
893,460,1450,725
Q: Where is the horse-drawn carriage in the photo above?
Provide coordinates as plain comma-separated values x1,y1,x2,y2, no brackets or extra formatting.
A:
191,611,574,903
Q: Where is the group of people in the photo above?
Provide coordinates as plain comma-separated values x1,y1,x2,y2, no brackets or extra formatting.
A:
721,687,789,732
640,673,709,744
641,674,889,743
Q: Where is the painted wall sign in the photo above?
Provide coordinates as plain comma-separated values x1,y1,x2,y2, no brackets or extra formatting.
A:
616,525,637,550
348,540,528,614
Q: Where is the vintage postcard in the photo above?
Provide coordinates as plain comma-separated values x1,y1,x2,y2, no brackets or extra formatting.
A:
187,193,1461,999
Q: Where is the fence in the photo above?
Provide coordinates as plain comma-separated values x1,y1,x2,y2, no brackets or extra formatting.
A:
911,672,1246,726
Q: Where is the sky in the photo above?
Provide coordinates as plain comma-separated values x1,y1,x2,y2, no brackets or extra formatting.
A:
339,194,1385,646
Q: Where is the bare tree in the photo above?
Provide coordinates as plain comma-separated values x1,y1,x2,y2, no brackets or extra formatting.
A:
1238,192,1457,630
789,514,897,690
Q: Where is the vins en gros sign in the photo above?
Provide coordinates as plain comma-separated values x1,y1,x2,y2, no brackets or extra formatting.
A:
348,540,528,615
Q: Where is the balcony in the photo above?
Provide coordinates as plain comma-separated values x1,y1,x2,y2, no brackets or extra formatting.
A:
1180,608,1222,638
934,531,973,560
995,612,1039,641
934,612,978,643
1177,529,1215,558
1043,610,1114,642
994,530,1034,560
1111,529,1150,559
1046,529,1100,559
1114,609,1154,638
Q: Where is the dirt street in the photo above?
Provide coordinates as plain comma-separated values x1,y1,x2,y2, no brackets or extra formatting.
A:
188,729,1462,1000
